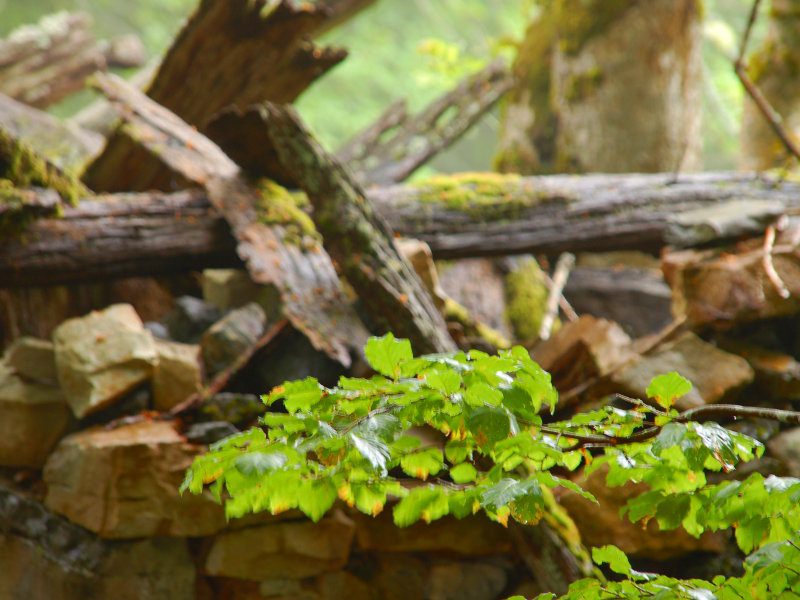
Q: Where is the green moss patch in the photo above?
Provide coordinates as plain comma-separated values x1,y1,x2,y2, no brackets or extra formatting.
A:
0,128,86,206
412,172,566,219
504,257,557,342
255,179,320,246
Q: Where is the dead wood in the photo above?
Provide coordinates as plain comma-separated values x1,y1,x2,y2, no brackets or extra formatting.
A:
261,102,456,354
0,12,106,109
82,0,351,193
89,72,368,367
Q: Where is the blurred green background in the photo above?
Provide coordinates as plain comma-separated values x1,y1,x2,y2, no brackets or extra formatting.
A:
0,0,764,171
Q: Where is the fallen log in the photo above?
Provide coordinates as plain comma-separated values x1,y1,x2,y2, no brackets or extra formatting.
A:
83,0,350,193
264,102,456,353
90,72,368,367
0,12,107,109
4,172,800,285
0,92,103,172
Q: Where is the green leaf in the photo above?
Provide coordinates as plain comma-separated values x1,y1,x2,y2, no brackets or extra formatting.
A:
365,334,413,379
393,486,450,526
400,448,444,480
234,451,288,475
467,406,510,449
465,382,503,407
480,477,540,510
646,372,692,410
298,478,337,522
592,545,632,576
449,462,478,484
278,377,324,413
350,433,391,473
425,369,462,395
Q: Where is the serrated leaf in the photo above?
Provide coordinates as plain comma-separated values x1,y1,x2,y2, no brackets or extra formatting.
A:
280,377,324,413
365,333,413,379
481,477,541,510
467,406,510,449
646,372,692,410
234,451,288,475
400,448,444,480
465,382,503,407
592,545,632,576
393,486,450,526
425,369,462,395
450,462,478,484
298,478,337,522
350,433,390,473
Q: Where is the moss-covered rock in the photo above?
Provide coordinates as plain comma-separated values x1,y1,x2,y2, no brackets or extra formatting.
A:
504,257,556,343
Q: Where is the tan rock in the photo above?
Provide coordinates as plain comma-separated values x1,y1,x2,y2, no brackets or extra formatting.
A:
53,304,157,418
204,511,355,580
43,420,226,538
0,371,73,468
352,511,512,555
3,336,58,385
201,268,281,320
201,303,266,376
721,342,800,400
767,428,800,477
153,340,203,411
663,228,800,328
428,561,508,600
532,315,634,396
612,331,754,409
0,533,196,600
560,466,725,560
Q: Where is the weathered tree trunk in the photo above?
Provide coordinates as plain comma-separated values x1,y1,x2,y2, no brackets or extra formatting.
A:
262,103,456,354
82,0,349,193
740,0,800,170
0,12,107,109
91,72,369,367
4,172,799,285
497,0,703,174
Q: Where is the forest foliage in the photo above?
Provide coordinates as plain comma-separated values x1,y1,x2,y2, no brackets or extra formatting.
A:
184,334,800,599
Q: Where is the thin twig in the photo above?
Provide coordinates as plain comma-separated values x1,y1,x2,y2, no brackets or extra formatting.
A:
539,253,575,340
541,269,579,322
735,0,800,162
548,403,800,451
168,319,290,417
763,223,791,298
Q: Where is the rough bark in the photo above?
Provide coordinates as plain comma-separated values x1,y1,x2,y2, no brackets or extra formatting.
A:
262,102,456,354
740,0,800,170
0,12,107,109
497,0,702,174
5,172,800,285
0,92,103,172
90,72,368,367
340,61,512,186
83,0,348,193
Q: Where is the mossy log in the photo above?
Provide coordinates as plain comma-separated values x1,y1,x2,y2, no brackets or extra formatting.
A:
82,0,351,193
5,172,800,286
262,102,456,354
0,92,103,172
89,72,368,367
0,12,107,109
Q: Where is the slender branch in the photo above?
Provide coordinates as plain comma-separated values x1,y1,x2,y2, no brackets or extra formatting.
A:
539,253,576,340
734,0,800,162
550,402,800,451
